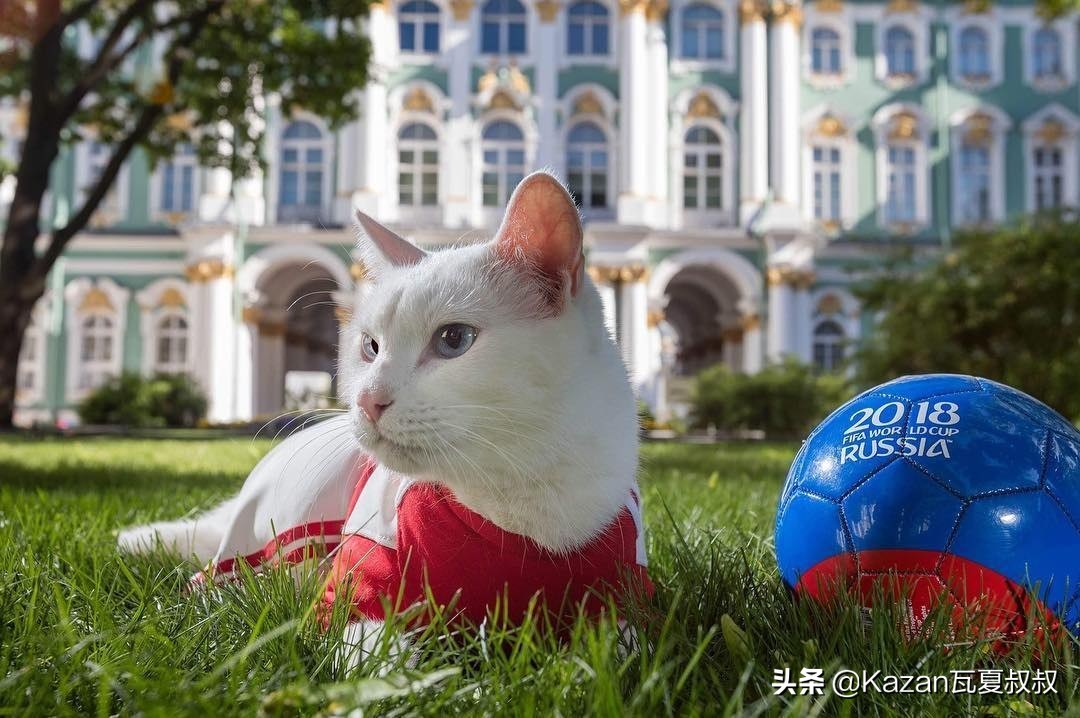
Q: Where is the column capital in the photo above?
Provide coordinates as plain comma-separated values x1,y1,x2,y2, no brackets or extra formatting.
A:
766,266,815,290
739,0,767,23
721,326,745,342
588,263,651,285
739,313,762,331
619,0,665,17
449,0,475,21
769,1,802,25
535,0,561,21
646,308,666,328
184,258,234,283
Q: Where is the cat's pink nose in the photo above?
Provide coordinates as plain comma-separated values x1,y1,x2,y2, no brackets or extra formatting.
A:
358,392,393,423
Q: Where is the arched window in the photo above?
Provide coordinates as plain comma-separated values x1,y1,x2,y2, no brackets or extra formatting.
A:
682,126,723,210
159,143,196,214
399,0,440,53
812,320,845,373
1033,27,1062,80
884,26,915,77
398,122,439,207
155,314,189,374
480,0,527,55
567,1,610,56
810,27,841,75
957,143,991,223
278,120,326,223
566,121,609,210
481,120,526,207
957,26,989,81
79,315,115,390
884,143,917,223
681,4,724,60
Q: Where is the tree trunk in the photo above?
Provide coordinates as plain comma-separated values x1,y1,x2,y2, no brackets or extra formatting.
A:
0,285,40,430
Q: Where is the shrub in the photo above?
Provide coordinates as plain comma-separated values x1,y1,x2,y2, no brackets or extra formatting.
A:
691,359,850,438
78,373,208,428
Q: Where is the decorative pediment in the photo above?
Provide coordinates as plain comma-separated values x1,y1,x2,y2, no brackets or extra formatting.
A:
477,65,531,110
962,112,993,146
816,113,847,137
1035,118,1067,144
816,294,843,316
887,111,920,141
158,287,186,309
572,91,604,116
687,91,721,119
79,287,115,314
402,86,435,113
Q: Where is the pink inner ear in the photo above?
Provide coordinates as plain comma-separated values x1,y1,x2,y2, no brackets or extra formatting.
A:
494,173,584,311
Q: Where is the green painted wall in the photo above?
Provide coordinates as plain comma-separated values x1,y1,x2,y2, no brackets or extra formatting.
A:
558,66,620,98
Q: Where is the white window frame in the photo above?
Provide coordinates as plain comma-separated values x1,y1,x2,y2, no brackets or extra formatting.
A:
564,0,614,61
396,120,442,209
950,16,1002,89
949,107,1009,227
564,118,614,218
150,144,200,221
803,10,853,88
64,278,129,402
812,319,846,373
75,139,130,226
1022,104,1080,213
136,278,193,376
668,86,737,229
153,313,190,375
475,113,535,226
872,104,929,230
669,0,736,74
477,0,531,59
875,15,928,87
1024,16,1075,90
276,115,332,225
801,107,857,230
395,0,445,63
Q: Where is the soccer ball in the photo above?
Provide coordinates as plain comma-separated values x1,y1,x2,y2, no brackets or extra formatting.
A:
775,374,1080,639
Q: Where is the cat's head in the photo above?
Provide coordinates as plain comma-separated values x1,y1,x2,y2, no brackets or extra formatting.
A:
342,173,636,507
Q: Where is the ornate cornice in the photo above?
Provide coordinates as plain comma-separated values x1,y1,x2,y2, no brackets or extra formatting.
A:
885,0,917,13
815,0,843,12
766,266,815,289
184,258,233,283
739,313,762,331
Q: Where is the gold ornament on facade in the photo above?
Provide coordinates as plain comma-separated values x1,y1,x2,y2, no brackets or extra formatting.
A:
1035,118,1067,144
449,0,475,19
739,0,766,23
478,68,498,93
739,313,761,331
816,293,843,316
962,0,990,14
687,91,722,120
645,0,669,22
816,113,847,137
887,111,919,141
184,258,233,283
962,112,993,147
489,89,518,110
814,0,843,13
572,91,604,117
508,65,531,94
587,263,649,284
402,87,435,113
766,266,815,289
769,1,802,25
158,287,186,309
646,308,666,328
78,288,115,314
885,0,917,13
241,306,261,325
618,0,647,15
369,0,392,10
535,0,561,22
350,261,368,281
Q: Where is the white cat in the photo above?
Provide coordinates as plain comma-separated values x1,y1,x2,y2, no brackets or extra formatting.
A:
118,172,648,655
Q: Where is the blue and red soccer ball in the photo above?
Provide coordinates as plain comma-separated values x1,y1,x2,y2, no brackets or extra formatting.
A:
776,374,1080,639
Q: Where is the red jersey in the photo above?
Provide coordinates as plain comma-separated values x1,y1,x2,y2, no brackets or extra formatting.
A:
324,460,652,626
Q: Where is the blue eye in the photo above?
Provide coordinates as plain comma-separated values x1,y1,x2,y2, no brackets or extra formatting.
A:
433,324,477,358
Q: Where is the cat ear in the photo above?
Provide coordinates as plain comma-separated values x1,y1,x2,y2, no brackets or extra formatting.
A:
493,172,585,313
355,210,427,273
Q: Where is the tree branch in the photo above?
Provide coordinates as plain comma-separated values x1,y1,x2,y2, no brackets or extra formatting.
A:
33,0,226,278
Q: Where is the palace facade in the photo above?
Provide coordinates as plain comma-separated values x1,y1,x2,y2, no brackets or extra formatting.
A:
8,0,1079,425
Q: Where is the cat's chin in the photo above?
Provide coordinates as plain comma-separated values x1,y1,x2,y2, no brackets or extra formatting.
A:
358,434,428,476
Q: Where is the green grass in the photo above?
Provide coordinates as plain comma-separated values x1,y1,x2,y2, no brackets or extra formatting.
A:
0,435,1076,716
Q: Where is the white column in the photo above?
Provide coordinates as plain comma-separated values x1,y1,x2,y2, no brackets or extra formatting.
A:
768,3,802,207
618,270,651,388
741,315,763,372
442,0,475,227
333,94,363,223
352,3,395,217
646,6,669,211
739,1,769,223
765,267,812,362
534,3,561,169
234,313,257,421
617,1,651,224
186,239,237,423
